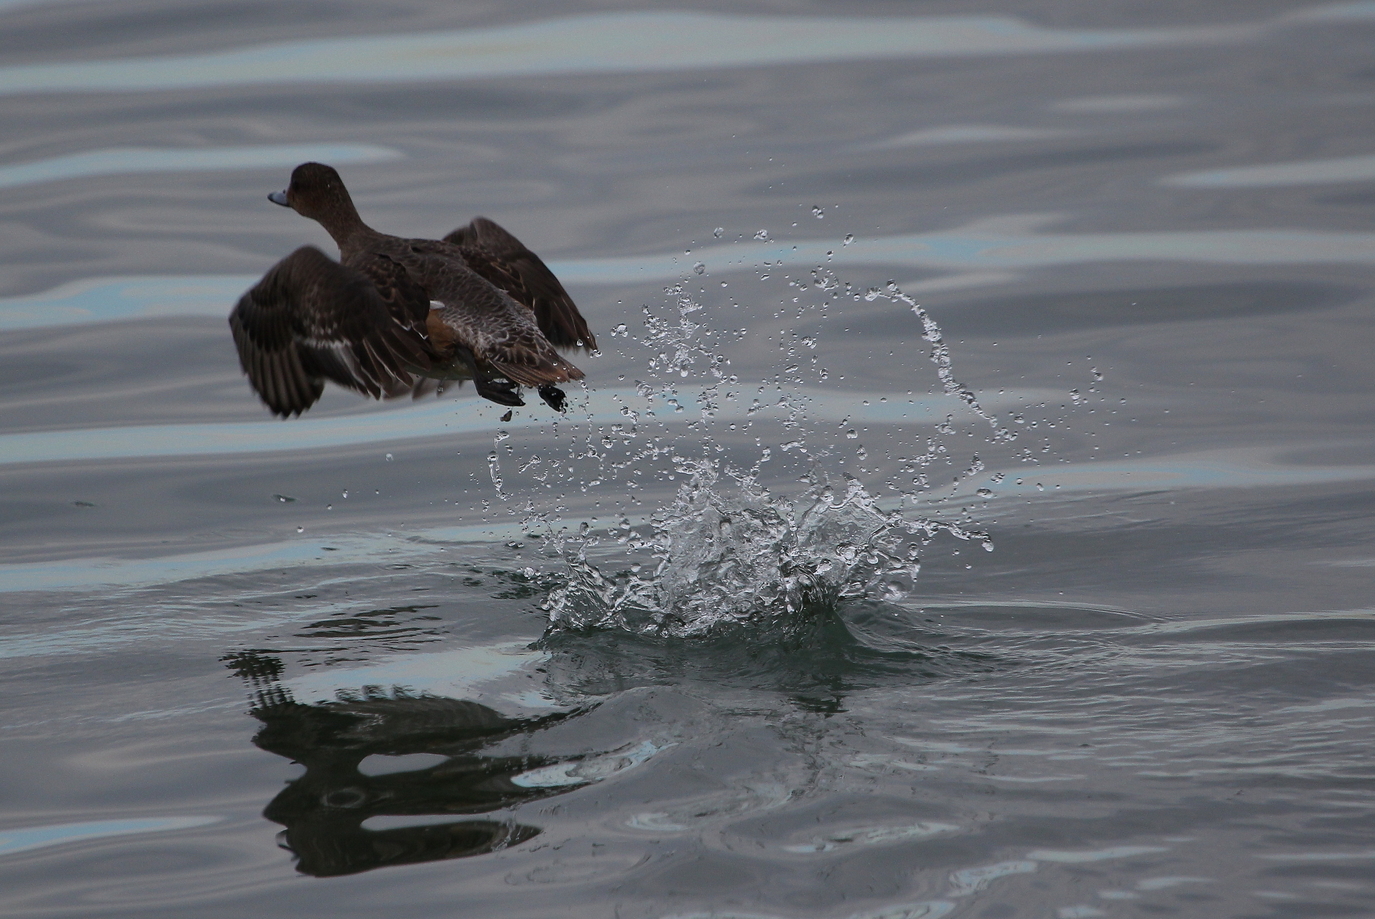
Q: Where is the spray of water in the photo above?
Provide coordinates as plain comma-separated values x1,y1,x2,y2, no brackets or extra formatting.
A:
544,457,990,637
521,262,1005,636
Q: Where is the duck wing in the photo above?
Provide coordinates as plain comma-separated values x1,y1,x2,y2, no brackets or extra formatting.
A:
229,246,435,417
443,217,597,351
354,250,433,331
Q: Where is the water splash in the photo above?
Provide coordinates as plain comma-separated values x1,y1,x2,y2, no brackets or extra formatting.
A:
862,279,1013,443
473,247,1046,635
543,457,989,637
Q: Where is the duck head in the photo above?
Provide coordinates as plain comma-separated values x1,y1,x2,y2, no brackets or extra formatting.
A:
269,163,365,239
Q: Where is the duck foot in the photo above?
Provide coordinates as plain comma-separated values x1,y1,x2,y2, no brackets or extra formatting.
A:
538,385,567,413
476,377,524,407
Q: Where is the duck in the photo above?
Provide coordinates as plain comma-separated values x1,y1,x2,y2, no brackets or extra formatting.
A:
229,162,596,418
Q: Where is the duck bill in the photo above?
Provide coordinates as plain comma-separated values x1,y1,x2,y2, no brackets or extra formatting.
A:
267,190,290,207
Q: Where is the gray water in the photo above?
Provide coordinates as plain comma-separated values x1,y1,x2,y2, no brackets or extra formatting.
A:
2,2,1374,916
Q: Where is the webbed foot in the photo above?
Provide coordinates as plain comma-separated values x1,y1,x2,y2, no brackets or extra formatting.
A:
476,377,524,407
538,384,567,413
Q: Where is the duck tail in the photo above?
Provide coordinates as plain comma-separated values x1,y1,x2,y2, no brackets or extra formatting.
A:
488,353,584,388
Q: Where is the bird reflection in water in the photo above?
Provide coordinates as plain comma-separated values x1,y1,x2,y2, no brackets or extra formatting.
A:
224,651,589,877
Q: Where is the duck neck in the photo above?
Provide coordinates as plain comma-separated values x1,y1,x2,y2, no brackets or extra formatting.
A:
315,192,372,249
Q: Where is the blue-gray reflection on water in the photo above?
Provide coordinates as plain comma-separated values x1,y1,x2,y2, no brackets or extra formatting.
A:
0,144,401,191
6,219,1374,330
0,11,1257,95
2,0,1375,917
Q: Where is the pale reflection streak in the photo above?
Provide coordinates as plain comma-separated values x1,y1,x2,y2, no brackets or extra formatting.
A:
0,143,401,190
0,386,963,465
4,443,1375,594
954,446,1375,500
1285,0,1375,22
0,385,1372,484
0,11,1252,96
0,274,255,330
0,0,80,10
4,220,1373,330
0,530,508,596
1163,153,1375,188
562,220,1375,285
0,816,221,856
863,125,1070,150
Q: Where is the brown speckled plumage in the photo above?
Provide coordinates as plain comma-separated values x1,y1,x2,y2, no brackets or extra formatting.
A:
229,162,595,418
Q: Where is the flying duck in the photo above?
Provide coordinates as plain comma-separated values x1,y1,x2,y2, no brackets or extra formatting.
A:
229,162,596,417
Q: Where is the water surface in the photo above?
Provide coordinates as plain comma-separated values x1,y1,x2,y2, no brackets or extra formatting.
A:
2,1,1374,917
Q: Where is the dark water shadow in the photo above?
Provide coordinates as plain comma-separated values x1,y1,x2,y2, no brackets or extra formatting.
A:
224,650,591,878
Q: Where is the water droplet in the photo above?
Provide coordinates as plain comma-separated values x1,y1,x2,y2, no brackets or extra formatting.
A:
296,526,304,533
385,453,394,462
843,234,855,246
272,494,296,503
754,229,770,241
812,205,825,219
713,227,724,238
693,261,706,275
